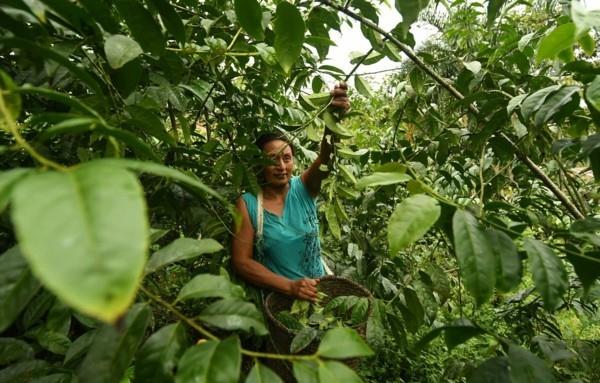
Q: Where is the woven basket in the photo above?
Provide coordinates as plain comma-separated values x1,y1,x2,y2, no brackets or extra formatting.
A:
263,276,372,382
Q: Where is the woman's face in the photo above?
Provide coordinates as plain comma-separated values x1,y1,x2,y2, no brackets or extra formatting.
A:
262,139,294,187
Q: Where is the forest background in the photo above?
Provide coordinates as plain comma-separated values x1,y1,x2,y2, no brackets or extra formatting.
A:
1,0,600,382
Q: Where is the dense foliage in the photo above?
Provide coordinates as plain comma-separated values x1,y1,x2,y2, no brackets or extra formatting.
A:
1,0,600,382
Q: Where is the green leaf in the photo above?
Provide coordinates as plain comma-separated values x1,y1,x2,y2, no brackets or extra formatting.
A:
134,322,189,383
520,85,560,120
234,0,264,41
508,344,556,383
578,32,596,56
290,327,318,354
0,247,40,332
388,194,440,255
146,0,186,45
354,75,373,98
245,362,283,383
63,330,96,367
79,0,120,34
317,327,373,359
197,299,268,335
506,94,527,115
402,287,424,329
487,0,507,25
325,203,341,241
585,75,600,112
78,304,151,383
11,161,148,323
114,0,164,56
536,23,576,63
567,251,600,293
452,210,495,306
534,86,579,127
274,2,305,74
176,337,241,383
0,169,30,213
0,69,21,124
0,360,50,382
486,229,521,292
571,1,600,37
523,238,568,311
464,60,482,74
0,338,34,366
318,360,362,383
293,360,319,383
356,172,411,189
394,0,429,38
127,106,176,146
443,318,485,351
146,238,223,274
176,274,245,301
104,34,143,69
469,357,510,383
322,110,353,138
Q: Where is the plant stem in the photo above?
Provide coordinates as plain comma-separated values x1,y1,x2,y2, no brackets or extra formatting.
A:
0,91,66,171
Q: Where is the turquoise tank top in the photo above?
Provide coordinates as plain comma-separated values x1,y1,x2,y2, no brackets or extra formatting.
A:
242,176,324,280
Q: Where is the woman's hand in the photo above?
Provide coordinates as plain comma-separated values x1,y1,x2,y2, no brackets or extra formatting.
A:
289,278,320,302
330,81,350,113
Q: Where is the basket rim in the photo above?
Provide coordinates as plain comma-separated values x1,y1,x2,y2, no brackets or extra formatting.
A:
263,275,373,336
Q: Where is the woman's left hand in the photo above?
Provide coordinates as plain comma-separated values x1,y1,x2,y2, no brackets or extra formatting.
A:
330,82,350,113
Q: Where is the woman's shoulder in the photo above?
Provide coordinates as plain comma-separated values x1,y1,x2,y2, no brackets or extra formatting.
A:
290,175,314,202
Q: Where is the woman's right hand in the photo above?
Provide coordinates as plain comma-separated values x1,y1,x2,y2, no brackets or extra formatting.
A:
289,278,319,302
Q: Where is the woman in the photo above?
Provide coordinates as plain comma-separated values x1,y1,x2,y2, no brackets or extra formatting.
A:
232,83,350,302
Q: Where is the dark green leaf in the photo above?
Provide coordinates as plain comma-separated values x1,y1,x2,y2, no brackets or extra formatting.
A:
356,172,411,189
114,0,164,56
394,0,429,38
197,299,267,335
487,0,507,25
0,247,40,332
290,327,318,354
0,360,49,383
63,330,96,367
134,322,189,383
146,0,186,45
508,344,556,383
176,337,241,383
234,0,264,40
486,229,521,292
146,238,223,274
79,0,120,33
11,161,148,323
127,106,176,146
469,357,510,383
176,274,245,301
534,86,579,127
0,69,21,123
452,210,495,306
388,194,440,255
245,362,283,383
78,304,152,383
0,169,30,213
520,85,560,120
523,238,568,311
274,2,305,74
0,338,34,366
585,75,600,112
566,251,600,293
317,327,373,359
443,318,485,351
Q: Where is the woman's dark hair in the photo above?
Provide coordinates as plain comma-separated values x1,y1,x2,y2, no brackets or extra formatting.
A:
254,132,295,155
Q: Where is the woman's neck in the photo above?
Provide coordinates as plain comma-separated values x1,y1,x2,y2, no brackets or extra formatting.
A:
262,183,289,200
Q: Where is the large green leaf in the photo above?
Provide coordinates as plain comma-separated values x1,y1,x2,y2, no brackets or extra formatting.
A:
585,75,600,112
508,344,556,383
452,210,495,306
567,251,600,293
571,1,600,36
317,327,373,359
11,160,148,323
536,22,576,62
317,360,362,383
104,34,143,69
146,238,223,274
78,304,151,383
176,274,245,302
485,229,521,292
63,330,96,367
354,75,373,98
234,0,264,41
134,322,189,383
293,360,319,383
274,2,305,74
245,362,283,383
325,203,341,240
146,0,185,45
523,239,568,311
0,247,40,332
469,357,510,383
290,327,318,354
114,0,164,56
126,106,176,146
356,172,411,189
533,86,579,127
388,194,440,255
79,0,120,33
394,0,429,37
197,299,267,335
487,0,507,25
176,337,241,383
413,318,485,352
520,85,561,120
